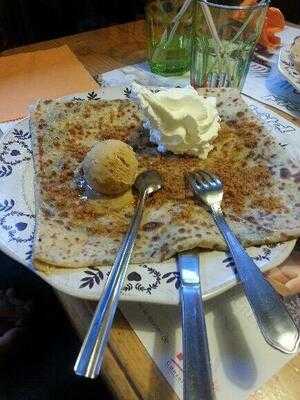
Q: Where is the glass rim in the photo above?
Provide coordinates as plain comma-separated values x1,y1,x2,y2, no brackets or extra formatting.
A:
199,0,270,11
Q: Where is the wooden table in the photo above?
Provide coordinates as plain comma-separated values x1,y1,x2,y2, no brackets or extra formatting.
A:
3,20,300,400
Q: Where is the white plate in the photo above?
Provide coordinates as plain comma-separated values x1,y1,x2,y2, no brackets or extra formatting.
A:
278,45,300,92
0,87,295,305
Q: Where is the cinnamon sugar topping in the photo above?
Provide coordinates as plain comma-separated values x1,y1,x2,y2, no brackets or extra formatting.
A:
137,121,282,214
37,102,283,243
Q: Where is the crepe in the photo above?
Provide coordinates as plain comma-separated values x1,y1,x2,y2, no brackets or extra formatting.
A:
30,89,300,270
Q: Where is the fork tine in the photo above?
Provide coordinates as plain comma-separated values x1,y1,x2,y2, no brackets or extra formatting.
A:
195,170,222,188
198,170,213,184
194,170,213,186
213,174,222,187
206,172,222,187
187,173,200,190
193,172,210,189
188,172,207,191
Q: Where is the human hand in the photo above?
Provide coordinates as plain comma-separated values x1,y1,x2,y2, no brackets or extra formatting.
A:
265,250,300,296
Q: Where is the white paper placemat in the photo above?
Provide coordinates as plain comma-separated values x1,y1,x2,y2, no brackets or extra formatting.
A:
120,283,300,399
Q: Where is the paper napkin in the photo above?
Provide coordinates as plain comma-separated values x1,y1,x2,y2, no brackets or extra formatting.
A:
0,45,99,122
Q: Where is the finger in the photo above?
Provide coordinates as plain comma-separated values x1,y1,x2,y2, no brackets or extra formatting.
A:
285,278,300,295
265,267,290,284
266,275,293,297
277,265,300,279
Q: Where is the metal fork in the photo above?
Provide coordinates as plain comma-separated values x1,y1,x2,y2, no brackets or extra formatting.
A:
188,170,300,354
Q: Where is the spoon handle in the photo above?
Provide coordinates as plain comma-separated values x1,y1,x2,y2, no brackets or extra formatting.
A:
212,208,299,354
74,189,148,378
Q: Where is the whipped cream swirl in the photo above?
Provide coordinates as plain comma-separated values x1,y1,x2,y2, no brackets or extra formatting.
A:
136,86,220,159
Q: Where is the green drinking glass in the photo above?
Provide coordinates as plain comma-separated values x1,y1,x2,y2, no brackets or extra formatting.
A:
191,0,269,89
145,0,193,76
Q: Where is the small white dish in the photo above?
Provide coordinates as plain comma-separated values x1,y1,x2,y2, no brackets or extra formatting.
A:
278,45,300,92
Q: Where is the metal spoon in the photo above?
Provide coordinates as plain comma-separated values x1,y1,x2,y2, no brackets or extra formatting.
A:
74,170,163,379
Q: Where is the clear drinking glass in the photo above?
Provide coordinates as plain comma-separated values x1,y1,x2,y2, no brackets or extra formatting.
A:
145,0,193,76
191,0,269,89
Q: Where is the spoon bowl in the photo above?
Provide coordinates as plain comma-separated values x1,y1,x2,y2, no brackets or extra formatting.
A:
134,170,163,195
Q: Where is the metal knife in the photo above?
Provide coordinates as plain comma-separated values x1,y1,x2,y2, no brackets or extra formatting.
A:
177,251,215,400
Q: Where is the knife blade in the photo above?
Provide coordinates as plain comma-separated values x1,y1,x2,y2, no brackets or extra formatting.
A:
177,251,215,400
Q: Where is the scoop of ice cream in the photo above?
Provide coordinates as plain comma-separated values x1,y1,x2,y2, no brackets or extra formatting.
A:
82,140,138,195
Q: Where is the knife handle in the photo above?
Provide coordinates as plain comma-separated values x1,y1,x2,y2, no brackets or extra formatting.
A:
180,284,215,400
